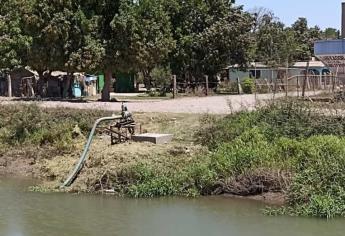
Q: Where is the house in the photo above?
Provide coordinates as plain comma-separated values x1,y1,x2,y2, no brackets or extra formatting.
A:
292,59,330,76
227,60,331,82
227,62,284,82
0,67,38,97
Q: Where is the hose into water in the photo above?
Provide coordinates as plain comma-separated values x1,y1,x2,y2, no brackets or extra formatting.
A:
61,116,121,188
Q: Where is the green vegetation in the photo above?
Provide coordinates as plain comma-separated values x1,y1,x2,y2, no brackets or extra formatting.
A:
197,100,345,218
0,105,109,153
0,0,338,100
3,101,345,219
241,78,255,94
69,99,345,219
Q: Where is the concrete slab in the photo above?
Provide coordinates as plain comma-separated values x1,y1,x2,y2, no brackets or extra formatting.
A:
132,133,173,144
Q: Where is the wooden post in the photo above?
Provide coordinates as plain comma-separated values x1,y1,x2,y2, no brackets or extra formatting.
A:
312,75,316,95
205,75,209,96
7,73,12,97
273,75,277,102
172,75,177,99
254,62,257,102
254,78,257,104
334,66,339,95
297,76,300,97
307,77,311,90
237,77,241,94
285,61,288,97
319,75,322,90
302,61,309,98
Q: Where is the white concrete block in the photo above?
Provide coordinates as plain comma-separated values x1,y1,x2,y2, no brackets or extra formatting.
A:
132,133,173,144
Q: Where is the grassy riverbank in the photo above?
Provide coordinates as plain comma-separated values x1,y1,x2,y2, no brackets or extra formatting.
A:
2,101,345,218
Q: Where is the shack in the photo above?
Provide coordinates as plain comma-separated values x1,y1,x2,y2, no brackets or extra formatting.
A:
0,67,38,97
84,74,98,96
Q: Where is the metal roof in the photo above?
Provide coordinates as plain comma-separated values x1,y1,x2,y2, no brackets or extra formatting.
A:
293,61,326,68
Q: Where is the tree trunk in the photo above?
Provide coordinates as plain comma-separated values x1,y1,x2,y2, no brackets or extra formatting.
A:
143,70,152,91
7,73,12,97
63,73,72,98
37,71,47,97
102,69,112,101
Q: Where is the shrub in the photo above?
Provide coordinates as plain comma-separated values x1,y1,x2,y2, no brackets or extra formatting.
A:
0,104,110,151
241,78,255,94
195,99,345,218
197,99,345,149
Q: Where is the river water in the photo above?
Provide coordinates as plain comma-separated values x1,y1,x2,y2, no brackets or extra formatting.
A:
0,178,344,236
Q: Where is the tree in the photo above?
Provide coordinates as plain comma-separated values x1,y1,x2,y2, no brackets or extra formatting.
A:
0,0,32,96
194,9,253,78
250,7,275,33
322,27,339,39
166,0,253,82
254,13,297,66
25,0,72,80
23,0,104,97
0,0,32,71
291,18,322,61
78,0,122,101
110,0,175,90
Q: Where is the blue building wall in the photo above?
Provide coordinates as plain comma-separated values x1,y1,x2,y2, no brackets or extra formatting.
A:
314,39,345,75
315,39,345,55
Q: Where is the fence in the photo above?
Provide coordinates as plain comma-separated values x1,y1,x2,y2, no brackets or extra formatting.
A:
171,75,217,98
255,74,340,97
170,73,343,99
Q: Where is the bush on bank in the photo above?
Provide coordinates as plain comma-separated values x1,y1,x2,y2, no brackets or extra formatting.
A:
195,100,345,218
113,100,345,218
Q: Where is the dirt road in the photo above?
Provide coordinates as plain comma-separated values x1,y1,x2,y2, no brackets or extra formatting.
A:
0,92,313,114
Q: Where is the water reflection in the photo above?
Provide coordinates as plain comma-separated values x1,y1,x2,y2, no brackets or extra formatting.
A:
0,178,344,236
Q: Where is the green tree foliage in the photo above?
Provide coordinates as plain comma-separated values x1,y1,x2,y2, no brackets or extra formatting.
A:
0,0,32,71
290,17,322,61
254,14,289,65
77,0,122,100
25,0,103,74
1,0,338,100
167,0,253,82
252,13,327,65
110,0,175,90
22,0,105,97
322,27,339,39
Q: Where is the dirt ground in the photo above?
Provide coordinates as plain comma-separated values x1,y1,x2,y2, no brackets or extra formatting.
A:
0,92,318,114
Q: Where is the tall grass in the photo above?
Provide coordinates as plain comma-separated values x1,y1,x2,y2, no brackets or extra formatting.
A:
98,99,345,218
0,104,109,152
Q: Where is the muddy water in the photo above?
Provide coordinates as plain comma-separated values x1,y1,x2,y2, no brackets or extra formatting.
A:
0,178,344,236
